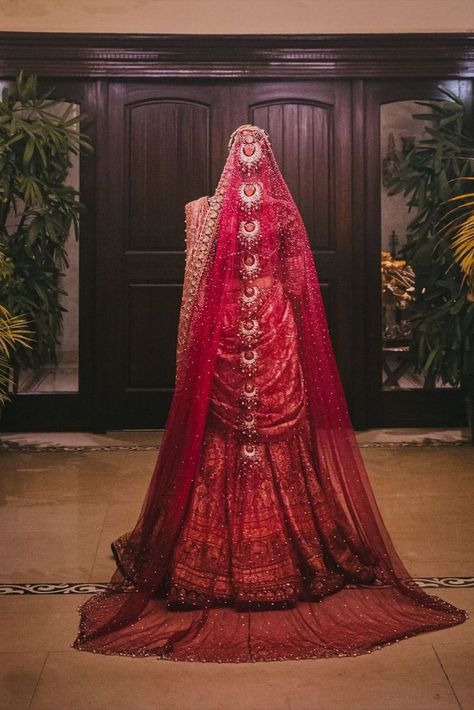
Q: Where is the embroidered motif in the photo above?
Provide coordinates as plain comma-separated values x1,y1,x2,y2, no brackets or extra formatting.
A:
238,182,263,213
240,348,259,374
238,140,263,173
239,380,258,408
238,318,261,346
240,284,261,311
240,411,257,434
238,219,261,248
240,442,260,465
240,253,261,280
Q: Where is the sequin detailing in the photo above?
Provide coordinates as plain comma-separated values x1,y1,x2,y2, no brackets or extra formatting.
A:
240,284,261,310
235,156,266,463
240,380,258,408
240,253,261,280
240,347,259,372
238,219,260,248
239,139,263,172
238,181,263,212
238,318,260,345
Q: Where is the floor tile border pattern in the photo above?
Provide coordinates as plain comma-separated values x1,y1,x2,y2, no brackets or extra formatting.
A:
0,578,473,595
0,441,471,453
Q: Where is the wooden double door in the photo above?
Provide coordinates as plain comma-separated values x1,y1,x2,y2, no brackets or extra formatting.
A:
101,79,355,428
3,75,467,432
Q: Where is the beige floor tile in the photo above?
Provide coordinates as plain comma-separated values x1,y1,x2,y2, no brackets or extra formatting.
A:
0,596,85,653
102,501,142,533
419,590,473,644
1,450,154,497
0,652,48,710
28,642,460,710
0,527,101,582
0,430,164,449
361,447,474,488
402,560,474,577
360,448,474,575
433,641,474,710
88,527,124,581
0,501,108,535
379,523,474,575
0,437,472,710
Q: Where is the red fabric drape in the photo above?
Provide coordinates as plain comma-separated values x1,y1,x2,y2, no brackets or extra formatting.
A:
73,125,467,662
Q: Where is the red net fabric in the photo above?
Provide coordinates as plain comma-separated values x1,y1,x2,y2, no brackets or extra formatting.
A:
73,125,467,662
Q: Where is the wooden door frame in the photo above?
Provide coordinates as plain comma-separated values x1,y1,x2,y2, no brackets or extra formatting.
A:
363,79,472,427
0,78,102,432
0,33,474,79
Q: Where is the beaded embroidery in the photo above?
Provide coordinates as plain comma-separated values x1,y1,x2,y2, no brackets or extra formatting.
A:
240,284,261,311
240,347,259,373
240,442,260,465
240,253,261,280
239,380,259,408
238,318,261,346
238,139,263,173
238,182,263,212
238,219,261,248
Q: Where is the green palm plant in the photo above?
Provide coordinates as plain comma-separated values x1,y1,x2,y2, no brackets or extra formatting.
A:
435,178,474,441
0,251,31,406
388,86,474,440
0,70,92,371
440,177,474,301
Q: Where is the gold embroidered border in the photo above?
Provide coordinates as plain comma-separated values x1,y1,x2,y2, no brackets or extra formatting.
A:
175,174,230,389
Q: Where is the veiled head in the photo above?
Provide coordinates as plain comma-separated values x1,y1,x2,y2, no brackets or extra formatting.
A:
228,124,271,150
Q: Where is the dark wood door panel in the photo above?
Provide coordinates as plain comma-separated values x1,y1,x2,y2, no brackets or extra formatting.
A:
251,98,333,250
127,100,210,251
243,81,354,400
105,81,230,427
104,79,355,428
128,284,182,390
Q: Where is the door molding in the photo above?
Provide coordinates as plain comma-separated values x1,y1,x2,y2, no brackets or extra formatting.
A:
0,32,473,78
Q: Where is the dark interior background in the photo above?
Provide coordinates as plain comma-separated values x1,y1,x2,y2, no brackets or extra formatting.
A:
0,33,471,432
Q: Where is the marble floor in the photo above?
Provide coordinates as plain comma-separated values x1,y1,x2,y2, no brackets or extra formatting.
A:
0,429,472,710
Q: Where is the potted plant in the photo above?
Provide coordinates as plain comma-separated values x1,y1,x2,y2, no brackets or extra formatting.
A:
0,71,92,381
388,86,474,442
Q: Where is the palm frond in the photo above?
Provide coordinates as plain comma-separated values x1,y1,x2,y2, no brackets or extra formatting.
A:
451,214,474,278
0,305,32,356
0,352,13,405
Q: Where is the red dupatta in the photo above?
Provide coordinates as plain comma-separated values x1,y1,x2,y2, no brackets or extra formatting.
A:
73,124,467,661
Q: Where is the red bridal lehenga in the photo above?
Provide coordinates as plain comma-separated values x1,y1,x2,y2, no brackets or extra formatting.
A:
73,125,468,662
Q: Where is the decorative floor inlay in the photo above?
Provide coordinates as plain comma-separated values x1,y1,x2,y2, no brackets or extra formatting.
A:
0,583,109,595
414,577,474,588
0,578,473,595
0,441,471,453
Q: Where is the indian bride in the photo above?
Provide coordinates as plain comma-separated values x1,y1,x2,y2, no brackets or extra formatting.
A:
73,124,467,662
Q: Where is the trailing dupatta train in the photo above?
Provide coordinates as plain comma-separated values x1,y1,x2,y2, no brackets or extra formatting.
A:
73,125,467,662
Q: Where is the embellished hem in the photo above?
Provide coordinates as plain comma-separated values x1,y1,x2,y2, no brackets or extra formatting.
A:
72,592,469,663
165,571,381,611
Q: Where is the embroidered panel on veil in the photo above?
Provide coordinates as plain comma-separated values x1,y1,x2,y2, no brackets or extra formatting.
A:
73,125,467,662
